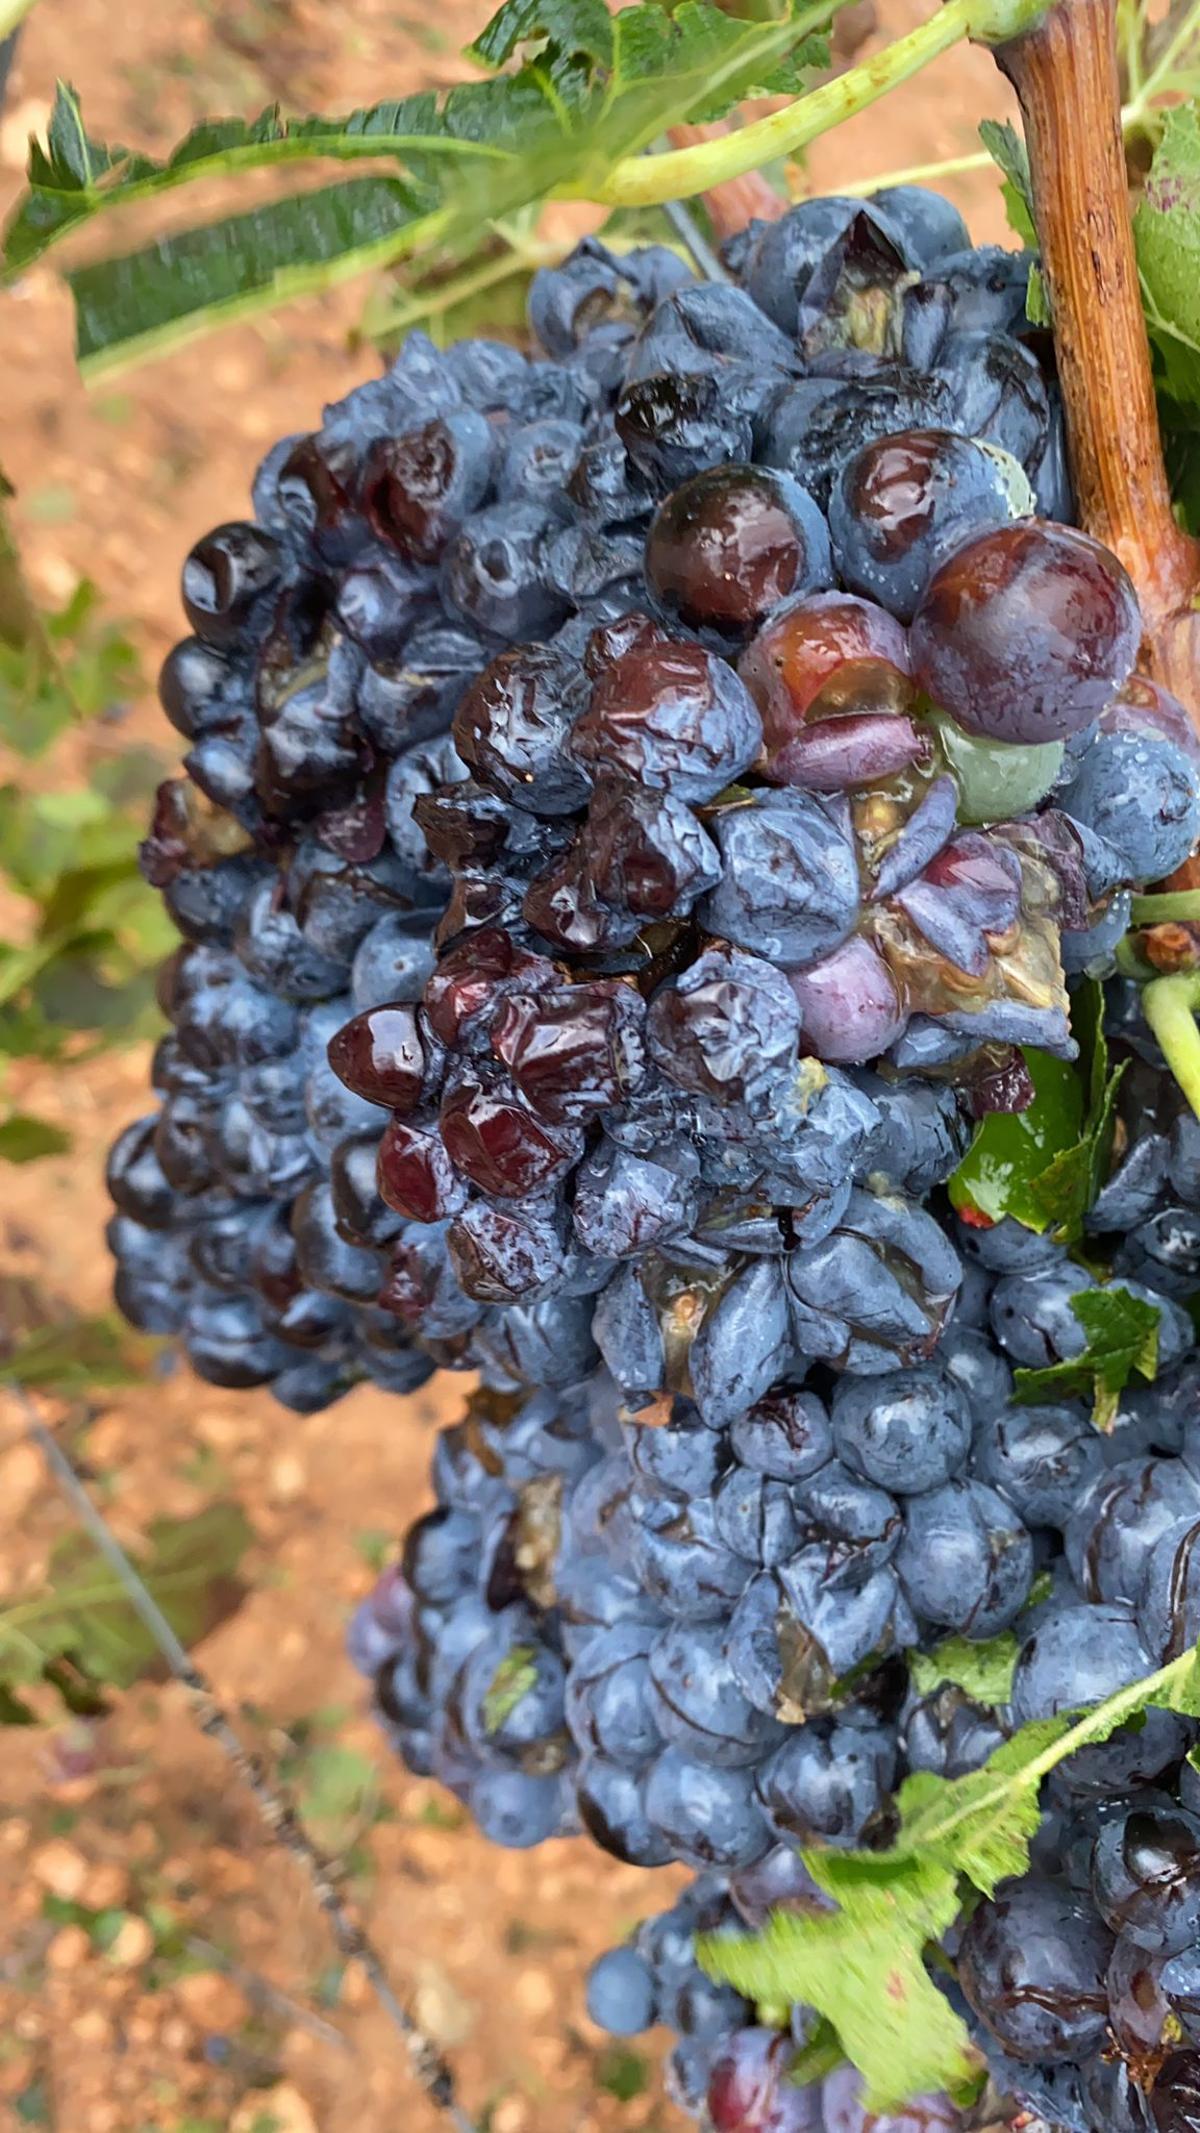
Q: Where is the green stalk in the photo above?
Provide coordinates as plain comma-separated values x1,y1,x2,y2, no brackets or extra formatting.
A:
1130,889,1200,923
597,0,1050,208
1143,972,1200,1120
0,0,37,37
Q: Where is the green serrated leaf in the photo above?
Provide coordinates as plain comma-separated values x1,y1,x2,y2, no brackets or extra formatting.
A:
469,0,616,69
68,177,429,375
949,1047,1083,1228
909,1634,1018,1707
704,1636,1200,2112
700,1850,977,2113
0,1503,253,1690
1012,1285,1161,1428
950,982,1122,1242
978,117,1037,244
0,1113,71,1162
1136,103,1200,407
482,1645,538,1733
5,0,832,372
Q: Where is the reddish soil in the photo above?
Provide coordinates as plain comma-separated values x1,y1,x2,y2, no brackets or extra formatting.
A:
0,6,1016,2129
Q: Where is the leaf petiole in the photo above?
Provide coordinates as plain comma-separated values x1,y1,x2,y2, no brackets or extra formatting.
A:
1130,888,1200,922
596,0,1052,207
1143,969,1200,1118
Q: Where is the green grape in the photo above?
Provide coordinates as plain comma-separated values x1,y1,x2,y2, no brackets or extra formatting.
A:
927,708,1064,825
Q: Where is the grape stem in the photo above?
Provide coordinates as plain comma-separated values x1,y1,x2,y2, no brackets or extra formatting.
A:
1143,971,1200,1119
598,0,1051,209
994,0,1200,721
1130,890,1200,923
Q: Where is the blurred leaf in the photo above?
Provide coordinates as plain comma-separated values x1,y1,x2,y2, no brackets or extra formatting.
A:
0,1681,38,1725
596,2046,650,2101
0,574,137,756
5,0,833,371
978,117,1037,244
295,1744,380,1825
482,1644,537,1732
0,1113,71,1162
1137,103,1200,406
0,1503,253,1690
1,1310,162,1391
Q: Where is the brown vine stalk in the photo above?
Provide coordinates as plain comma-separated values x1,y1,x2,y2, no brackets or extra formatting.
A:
995,0,1200,720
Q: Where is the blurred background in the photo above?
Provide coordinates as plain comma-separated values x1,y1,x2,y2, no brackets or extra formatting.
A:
0,4,1016,2128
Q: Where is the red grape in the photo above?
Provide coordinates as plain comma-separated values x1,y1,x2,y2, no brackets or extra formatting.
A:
910,520,1140,744
439,1079,582,1199
644,464,831,636
740,593,920,790
377,1118,466,1223
328,1005,427,1111
790,936,906,1062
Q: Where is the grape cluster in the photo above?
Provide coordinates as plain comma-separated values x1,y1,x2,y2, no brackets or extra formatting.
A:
107,175,1200,2133
321,197,1198,1413
108,243,698,1407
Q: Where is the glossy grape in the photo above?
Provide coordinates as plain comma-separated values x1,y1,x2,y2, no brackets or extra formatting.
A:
645,464,832,638
911,520,1141,744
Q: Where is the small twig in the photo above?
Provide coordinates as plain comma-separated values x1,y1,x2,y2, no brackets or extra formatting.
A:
660,195,728,280
184,1935,350,2051
665,121,788,237
18,1395,477,2133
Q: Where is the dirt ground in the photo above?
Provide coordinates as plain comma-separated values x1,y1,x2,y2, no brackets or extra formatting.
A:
0,5,1018,2129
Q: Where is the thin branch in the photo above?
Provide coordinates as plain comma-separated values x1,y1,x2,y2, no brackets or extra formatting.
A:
598,0,1053,208
184,1935,351,2051
660,193,729,280
17,1394,476,2133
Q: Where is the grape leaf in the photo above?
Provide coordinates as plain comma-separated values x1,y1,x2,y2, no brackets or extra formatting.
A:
948,1048,1083,1227
0,1504,253,1690
949,981,1122,1242
701,1640,1200,2112
0,1310,161,1390
978,117,1037,245
700,1848,977,2112
1021,977,1124,1240
0,1114,71,1162
482,1645,538,1732
1136,102,1200,407
909,1633,1018,1706
3,0,833,372
1011,1285,1161,1429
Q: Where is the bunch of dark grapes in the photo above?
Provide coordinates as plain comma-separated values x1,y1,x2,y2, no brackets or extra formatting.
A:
346,1376,619,1847
106,243,698,1407
321,194,1199,1417
106,175,1200,2133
